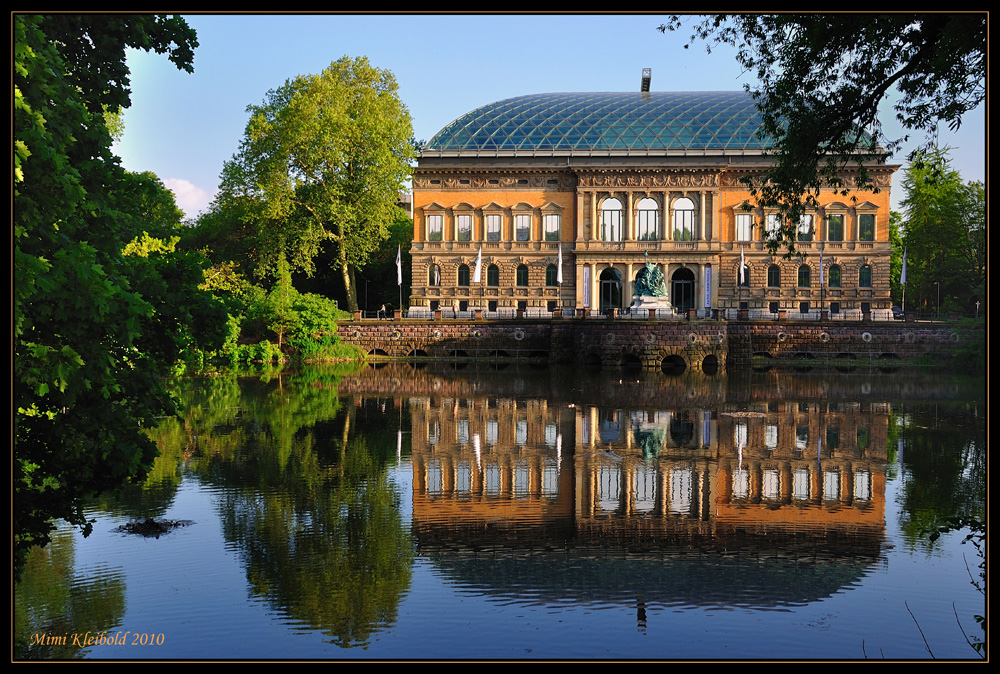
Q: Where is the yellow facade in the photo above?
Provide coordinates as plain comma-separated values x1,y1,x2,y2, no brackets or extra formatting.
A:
410,91,896,319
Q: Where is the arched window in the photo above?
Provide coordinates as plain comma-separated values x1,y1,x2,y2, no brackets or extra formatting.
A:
457,264,470,287
545,264,558,286
859,265,872,288
516,265,529,287
672,197,695,241
767,264,781,288
428,264,441,287
828,264,842,288
600,198,623,241
636,197,659,241
798,264,811,287
487,264,499,287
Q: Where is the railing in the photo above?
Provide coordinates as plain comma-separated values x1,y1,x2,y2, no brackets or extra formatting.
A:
356,307,935,322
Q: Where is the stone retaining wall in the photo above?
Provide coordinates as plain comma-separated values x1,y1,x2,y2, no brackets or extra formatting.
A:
337,318,970,371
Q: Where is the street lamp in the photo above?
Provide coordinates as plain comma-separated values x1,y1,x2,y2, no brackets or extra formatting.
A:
934,281,940,318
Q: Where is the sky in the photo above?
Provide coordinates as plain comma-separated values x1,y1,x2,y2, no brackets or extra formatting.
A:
113,13,986,218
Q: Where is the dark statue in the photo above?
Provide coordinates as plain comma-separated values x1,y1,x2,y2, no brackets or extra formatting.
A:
634,256,667,297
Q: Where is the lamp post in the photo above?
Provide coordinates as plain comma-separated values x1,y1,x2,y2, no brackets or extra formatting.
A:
935,281,941,318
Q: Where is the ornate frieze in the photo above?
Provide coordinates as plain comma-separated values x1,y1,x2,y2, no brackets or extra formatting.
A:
577,171,719,188
720,168,895,190
413,173,575,190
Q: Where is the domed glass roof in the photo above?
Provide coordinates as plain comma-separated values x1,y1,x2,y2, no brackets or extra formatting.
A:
425,91,773,153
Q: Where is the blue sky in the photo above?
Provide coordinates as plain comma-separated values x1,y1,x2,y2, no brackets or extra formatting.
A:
113,14,985,218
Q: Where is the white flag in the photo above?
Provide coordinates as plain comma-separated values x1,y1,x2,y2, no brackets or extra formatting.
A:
739,246,745,285
556,244,563,284
472,246,482,283
395,245,402,286
900,247,907,285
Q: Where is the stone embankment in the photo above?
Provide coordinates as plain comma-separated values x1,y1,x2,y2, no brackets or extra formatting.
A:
337,317,970,371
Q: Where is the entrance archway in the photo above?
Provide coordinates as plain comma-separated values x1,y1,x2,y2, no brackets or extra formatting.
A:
671,267,695,313
599,267,623,314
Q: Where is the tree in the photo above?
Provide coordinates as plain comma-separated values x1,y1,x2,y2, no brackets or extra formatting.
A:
898,148,984,315
219,56,416,312
661,14,986,254
14,14,225,577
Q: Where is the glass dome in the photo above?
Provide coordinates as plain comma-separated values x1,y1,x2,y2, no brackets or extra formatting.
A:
425,91,774,153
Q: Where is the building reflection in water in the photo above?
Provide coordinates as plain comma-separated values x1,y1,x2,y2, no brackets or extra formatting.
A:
358,368,890,610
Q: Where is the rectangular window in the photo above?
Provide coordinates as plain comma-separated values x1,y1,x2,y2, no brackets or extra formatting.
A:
766,214,782,241
601,210,622,241
486,214,502,242
544,214,560,241
736,213,753,242
515,214,531,241
456,214,471,241
827,214,843,241
637,209,658,241
797,215,813,242
427,214,442,241
859,213,875,241
673,210,694,241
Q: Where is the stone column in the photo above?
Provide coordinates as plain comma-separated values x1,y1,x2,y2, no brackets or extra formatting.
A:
699,191,707,241
626,192,634,241
664,193,672,241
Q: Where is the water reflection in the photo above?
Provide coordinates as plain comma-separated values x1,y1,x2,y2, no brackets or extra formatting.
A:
388,365,891,610
14,363,985,659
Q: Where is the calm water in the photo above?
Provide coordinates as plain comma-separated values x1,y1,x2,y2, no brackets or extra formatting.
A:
15,363,985,660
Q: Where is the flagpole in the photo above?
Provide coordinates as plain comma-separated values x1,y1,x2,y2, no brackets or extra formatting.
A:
900,247,907,315
396,244,402,318
556,243,563,314
819,246,825,320
472,245,483,317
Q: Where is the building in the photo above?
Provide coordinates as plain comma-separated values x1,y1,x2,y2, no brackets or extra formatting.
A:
409,78,895,319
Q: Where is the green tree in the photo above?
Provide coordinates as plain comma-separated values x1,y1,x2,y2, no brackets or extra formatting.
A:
14,14,224,577
899,149,985,315
661,14,986,253
219,56,416,312
356,209,413,313
264,252,299,351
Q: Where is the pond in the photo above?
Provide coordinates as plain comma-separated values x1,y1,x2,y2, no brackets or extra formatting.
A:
14,363,985,660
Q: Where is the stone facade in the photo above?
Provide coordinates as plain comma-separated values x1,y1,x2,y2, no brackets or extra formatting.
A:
409,91,897,321
337,320,968,371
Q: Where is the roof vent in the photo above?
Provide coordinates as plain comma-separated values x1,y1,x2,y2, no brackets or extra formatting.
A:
641,68,651,92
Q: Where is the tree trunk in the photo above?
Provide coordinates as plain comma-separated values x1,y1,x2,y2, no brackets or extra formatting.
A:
339,260,358,313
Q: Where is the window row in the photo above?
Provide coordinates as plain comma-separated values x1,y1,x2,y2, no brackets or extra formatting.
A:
734,212,877,243
428,263,562,287
737,264,875,288
425,212,561,242
599,197,697,242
